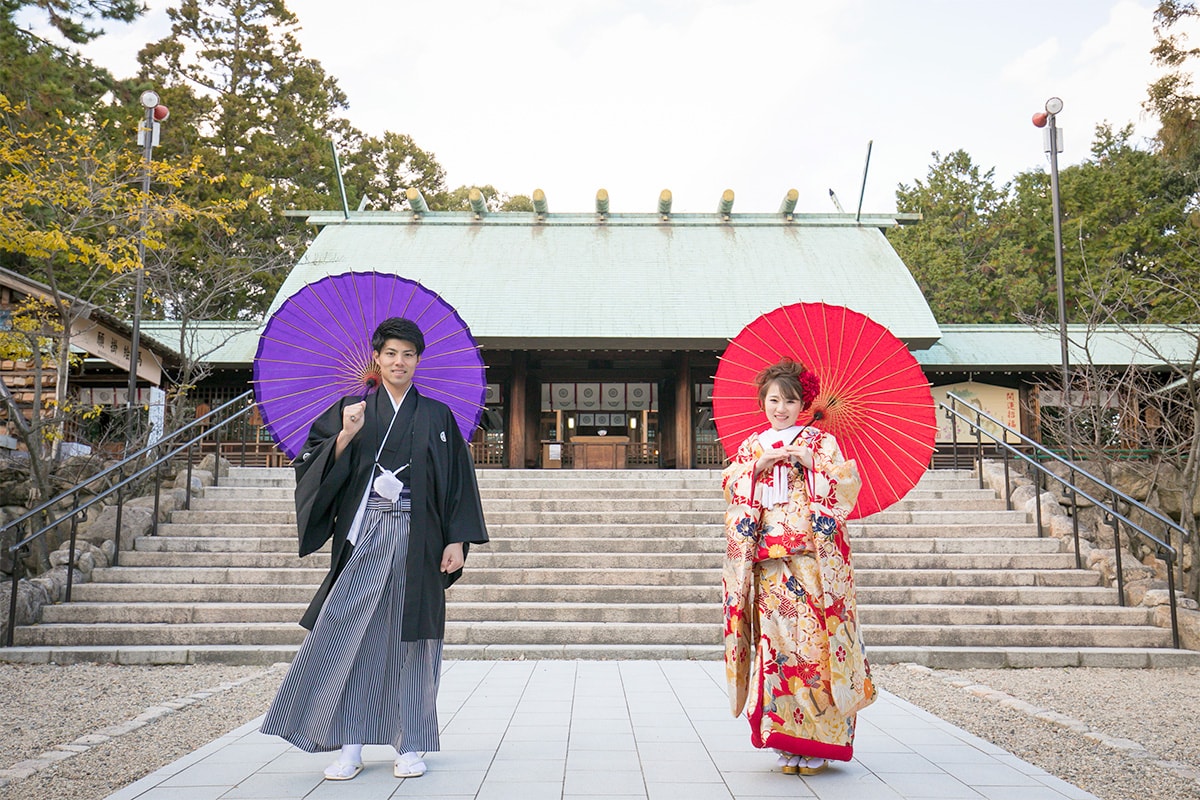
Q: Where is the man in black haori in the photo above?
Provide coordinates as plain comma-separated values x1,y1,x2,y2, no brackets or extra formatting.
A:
261,316,488,781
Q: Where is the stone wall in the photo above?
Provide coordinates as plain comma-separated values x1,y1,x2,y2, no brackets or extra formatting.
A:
979,458,1200,651
0,454,230,645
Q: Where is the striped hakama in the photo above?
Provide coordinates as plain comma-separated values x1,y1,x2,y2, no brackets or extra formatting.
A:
261,492,442,753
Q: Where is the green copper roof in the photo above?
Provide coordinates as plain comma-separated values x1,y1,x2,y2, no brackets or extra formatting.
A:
270,211,942,350
917,324,1200,371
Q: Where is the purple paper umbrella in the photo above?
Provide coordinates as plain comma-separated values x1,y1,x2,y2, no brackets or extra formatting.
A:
252,271,487,461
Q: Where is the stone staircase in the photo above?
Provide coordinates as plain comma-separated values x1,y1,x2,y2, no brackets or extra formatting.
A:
4,467,1198,667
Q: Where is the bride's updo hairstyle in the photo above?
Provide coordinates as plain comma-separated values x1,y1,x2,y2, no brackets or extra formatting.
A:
755,358,821,411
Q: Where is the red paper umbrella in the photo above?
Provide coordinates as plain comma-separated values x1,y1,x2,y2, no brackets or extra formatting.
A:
712,302,936,519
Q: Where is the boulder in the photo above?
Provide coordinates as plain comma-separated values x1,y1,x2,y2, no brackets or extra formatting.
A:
1025,491,1062,525
0,578,52,642
1110,462,1159,502
1153,606,1200,651
198,454,230,478
174,468,214,495
51,455,103,486
1157,486,1200,519
0,480,32,506
50,540,106,574
1049,513,1078,543
1086,548,1155,586
1143,588,1200,610
128,490,183,523
1125,578,1166,606
82,504,154,553
1010,484,1037,508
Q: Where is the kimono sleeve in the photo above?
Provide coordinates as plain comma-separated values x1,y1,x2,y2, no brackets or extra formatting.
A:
808,430,861,522
442,421,488,547
808,431,876,715
437,410,488,588
294,399,357,557
721,436,761,716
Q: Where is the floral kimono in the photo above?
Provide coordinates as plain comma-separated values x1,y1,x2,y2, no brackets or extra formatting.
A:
721,426,876,762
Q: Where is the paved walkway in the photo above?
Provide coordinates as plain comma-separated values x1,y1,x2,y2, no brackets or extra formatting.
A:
106,660,1099,800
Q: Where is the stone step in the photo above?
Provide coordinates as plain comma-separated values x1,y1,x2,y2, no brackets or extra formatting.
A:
851,537,1064,555
158,522,724,538
861,604,1154,626
134,535,726,555
3,644,1197,669
848,523,1040,538
862,624,1173,648
856,586,1120,606
863,646,1200,669
88,566,328,585
85,564,1103,589
186,495,1013,516
70,583,322,603
71,582,722,605
14,620,1173,649
200,484,998,503
117,552,329,569
478,537,1062,555
851,568,1102,587
148,520,1042,540
65,581,1123,608
111,550,1080,571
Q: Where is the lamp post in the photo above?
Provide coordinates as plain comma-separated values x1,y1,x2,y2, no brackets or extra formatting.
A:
1032,97,1072,457
127,90,168,451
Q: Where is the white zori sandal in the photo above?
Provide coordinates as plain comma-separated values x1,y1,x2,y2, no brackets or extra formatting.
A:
394,751,426,778
323,759,364,781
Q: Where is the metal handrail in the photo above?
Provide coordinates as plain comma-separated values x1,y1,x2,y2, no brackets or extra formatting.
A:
943,391,1186,648
4,390,258,646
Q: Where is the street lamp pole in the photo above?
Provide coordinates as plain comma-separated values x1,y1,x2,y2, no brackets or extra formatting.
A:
127,90,166,451
1034,97,1072,457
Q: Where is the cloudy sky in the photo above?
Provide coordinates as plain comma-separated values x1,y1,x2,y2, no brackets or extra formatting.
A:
28,0,1183,214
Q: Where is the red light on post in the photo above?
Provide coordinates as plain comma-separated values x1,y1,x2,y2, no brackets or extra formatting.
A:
153,105,170,122
1032,111,1048,128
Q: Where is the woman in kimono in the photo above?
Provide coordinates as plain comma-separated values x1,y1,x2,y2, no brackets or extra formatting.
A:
721,358,875,776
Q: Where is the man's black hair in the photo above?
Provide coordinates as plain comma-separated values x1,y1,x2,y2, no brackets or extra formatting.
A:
371,317,425,355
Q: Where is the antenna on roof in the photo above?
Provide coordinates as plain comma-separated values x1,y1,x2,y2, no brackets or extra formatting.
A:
855,139,873,223
330,139,350,220
828,189,845,213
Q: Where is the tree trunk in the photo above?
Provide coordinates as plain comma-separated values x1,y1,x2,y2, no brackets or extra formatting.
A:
0,376,53,574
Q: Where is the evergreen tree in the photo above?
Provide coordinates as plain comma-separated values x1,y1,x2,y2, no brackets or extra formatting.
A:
135,0,450,317
887,150,1038,323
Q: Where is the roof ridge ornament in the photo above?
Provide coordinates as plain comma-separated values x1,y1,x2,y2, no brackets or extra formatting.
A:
658,189,672,220
532,188,548,220
406,187,428,218
595,188,609,219
469,187,488,219
779,189,798,220
718,189,734,221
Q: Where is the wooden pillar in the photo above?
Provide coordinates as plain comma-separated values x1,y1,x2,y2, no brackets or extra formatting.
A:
507,352,527,469
674,351,693,469
524,375,540,468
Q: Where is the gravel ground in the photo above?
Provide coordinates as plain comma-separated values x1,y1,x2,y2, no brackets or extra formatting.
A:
871,664,1200,800
0,662,1197,800
0,664,283,800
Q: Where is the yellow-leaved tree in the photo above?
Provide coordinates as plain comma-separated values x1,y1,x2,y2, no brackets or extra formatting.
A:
0,93,243,570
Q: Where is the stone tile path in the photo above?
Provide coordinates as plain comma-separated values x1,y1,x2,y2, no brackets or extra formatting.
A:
106,660,1099,800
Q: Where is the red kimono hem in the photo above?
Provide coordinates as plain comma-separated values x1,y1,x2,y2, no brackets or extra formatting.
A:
746,677,855,762
755,729,853,762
